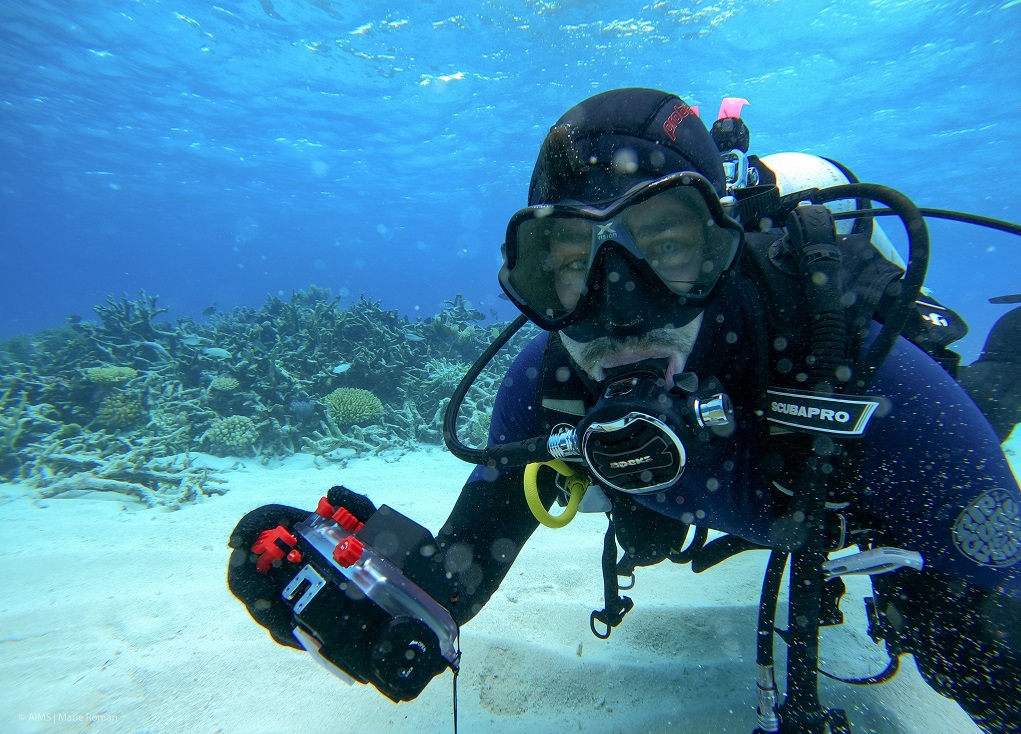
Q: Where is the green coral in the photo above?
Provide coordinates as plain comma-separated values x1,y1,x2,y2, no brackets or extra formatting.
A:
209,375,240,391
0,289,530,476
83,366,138,384
204,415,259,456
324,387,384,427
95,392,147,429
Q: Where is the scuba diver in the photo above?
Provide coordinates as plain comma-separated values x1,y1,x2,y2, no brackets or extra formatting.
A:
228,88,1021,734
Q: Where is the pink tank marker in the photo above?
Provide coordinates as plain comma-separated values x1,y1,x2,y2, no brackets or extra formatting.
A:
718,97,749,120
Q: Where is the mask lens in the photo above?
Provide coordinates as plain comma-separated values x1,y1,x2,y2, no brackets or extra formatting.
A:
507,214,593,320
502,174,740,327
623,186,738,297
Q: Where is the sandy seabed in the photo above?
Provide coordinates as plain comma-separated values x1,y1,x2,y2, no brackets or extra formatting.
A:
3,436,1017,734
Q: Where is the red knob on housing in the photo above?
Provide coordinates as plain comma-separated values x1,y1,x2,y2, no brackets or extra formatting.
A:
315,497,336,518
333,537,364,567
332,507,364,533
251,526,297,574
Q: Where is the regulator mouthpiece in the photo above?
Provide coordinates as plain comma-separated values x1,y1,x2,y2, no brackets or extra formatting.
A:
548,360,734,495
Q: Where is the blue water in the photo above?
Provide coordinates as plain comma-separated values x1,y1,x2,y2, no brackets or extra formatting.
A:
2,0,1019,360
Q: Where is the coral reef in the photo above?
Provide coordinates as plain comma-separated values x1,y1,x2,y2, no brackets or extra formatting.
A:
0,287,536,504
324,387,385,427
84,366,138,384
95,392,147,430
209,375,240,391
203,415,259,457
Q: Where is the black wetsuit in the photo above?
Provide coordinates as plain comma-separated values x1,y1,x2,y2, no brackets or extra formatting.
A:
433,286,1021,732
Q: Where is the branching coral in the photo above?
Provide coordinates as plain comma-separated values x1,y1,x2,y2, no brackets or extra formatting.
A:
323,387,385,427
0,287,530,506
95,392,148,430
203,415,260,457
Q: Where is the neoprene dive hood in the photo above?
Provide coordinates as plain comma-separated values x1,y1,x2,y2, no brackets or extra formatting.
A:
528,88,729,205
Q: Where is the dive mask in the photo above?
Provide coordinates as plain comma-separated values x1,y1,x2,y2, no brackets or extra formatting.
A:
499,171,743,341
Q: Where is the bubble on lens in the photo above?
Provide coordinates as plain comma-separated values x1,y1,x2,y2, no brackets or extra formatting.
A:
612,148,639,174
311,160,329,177
650,150,666,169
811,271,828,286
444,543,474,573
707,477,719,491
490,538,518,563
774,336,788,351
702,259,716,274
555,366,571,382
835,365,852,382
608,271,621,283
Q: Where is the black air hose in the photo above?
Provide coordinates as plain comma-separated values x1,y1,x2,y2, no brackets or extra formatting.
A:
786,205,848,389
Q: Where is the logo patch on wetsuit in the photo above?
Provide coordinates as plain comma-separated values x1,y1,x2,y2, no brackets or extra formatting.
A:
765,388,881,436
952,488,1021,568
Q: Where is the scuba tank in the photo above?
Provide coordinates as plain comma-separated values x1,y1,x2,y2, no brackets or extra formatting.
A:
758,151,905,270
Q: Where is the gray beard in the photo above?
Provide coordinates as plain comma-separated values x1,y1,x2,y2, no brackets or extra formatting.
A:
558,313,703,384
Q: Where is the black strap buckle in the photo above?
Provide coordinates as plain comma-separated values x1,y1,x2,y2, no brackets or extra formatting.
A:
589,596,634,640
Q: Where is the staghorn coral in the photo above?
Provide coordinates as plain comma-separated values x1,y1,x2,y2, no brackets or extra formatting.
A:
203,415,259,457
323,387,385,427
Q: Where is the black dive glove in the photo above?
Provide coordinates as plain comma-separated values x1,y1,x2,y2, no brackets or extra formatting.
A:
226,485,459,702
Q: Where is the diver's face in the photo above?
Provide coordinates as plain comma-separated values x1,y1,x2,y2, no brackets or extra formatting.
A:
560,317,704,385
547,188,708,313
552,191,709,384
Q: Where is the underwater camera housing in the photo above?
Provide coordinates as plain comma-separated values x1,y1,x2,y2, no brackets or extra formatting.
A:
250,499,459,702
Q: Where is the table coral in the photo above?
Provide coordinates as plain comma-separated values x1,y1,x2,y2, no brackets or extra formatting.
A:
83,366,138,384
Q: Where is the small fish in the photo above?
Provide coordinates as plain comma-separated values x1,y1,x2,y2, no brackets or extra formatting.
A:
67,314,82,324
404,332,425,342
202,347,232,359
179,335,203,346
250,341,269,354
989,294,1021,305
331,362,352,374
202,304,218,317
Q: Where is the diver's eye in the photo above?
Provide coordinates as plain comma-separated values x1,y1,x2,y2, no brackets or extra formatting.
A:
560,258,587,273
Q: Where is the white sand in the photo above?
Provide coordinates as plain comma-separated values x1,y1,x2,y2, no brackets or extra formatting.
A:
4,437,1015,734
